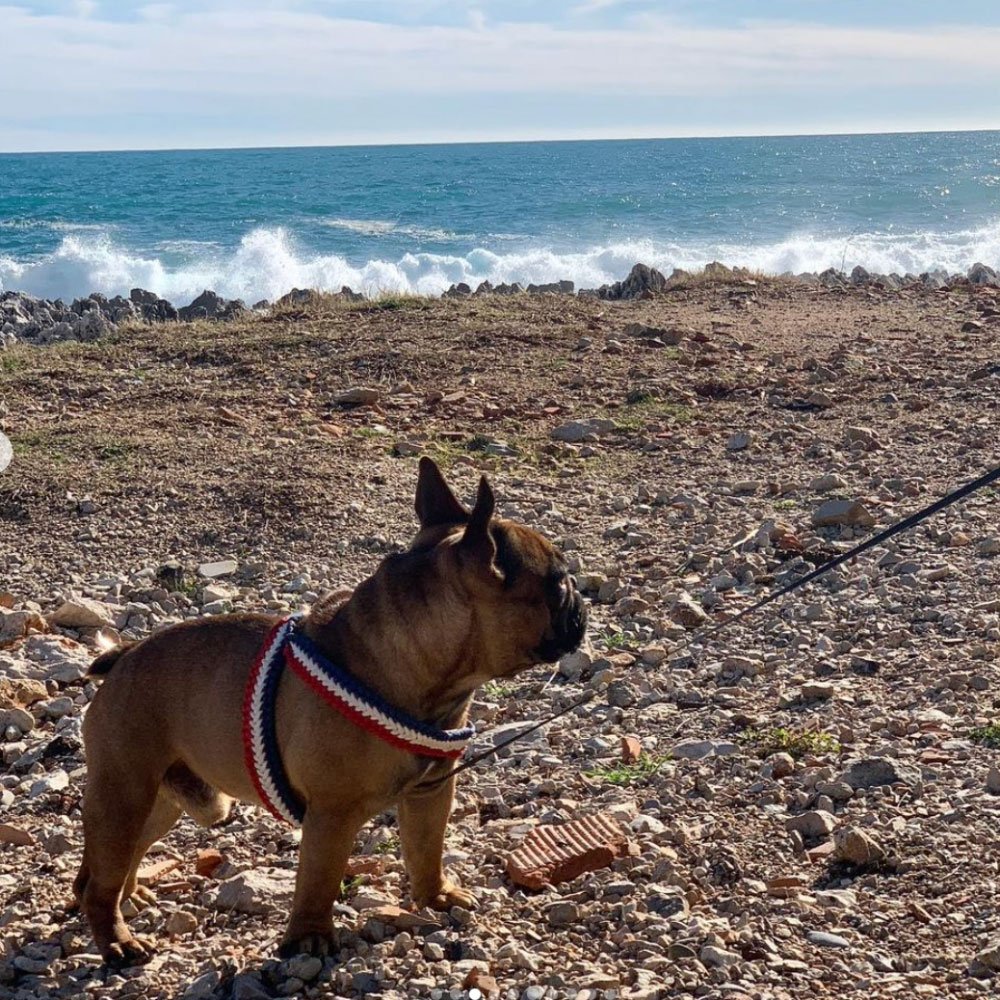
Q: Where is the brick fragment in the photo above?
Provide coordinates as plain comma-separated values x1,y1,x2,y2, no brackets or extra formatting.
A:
506,813,629,890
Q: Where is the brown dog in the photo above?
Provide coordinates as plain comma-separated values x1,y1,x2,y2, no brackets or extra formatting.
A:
74,458,587,965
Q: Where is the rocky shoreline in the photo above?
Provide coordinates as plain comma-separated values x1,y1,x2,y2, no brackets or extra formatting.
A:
2,260,998,349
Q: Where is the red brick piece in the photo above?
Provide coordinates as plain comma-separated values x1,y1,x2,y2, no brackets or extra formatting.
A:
195,848,225,878
621,736,642,764
506,813,629,890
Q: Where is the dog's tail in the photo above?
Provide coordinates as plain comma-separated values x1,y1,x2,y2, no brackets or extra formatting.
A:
88,637,135,676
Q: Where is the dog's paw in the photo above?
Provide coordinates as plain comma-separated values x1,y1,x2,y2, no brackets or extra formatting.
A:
129,886,158,910
278,930,335,959
416,881,478,911
104,935,155,968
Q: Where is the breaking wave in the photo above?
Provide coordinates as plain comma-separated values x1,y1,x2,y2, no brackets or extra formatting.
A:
1,222,997,303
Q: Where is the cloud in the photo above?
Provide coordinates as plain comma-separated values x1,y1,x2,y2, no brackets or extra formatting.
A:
0,4,998,150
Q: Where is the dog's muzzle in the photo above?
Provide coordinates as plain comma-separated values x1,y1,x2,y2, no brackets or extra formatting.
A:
533,577,588,664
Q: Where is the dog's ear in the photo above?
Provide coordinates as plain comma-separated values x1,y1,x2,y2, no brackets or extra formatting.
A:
416,457,469,528
459,476,500,575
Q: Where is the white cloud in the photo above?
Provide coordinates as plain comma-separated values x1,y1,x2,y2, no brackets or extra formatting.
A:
0,5,998,149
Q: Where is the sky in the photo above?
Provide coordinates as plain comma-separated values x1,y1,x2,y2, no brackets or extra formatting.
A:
1,1,999,152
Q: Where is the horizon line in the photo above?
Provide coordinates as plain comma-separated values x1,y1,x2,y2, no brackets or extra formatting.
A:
2,124,999,157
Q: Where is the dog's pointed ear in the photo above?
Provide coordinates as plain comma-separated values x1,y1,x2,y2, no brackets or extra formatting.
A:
459,476,499,570
415,457,469,528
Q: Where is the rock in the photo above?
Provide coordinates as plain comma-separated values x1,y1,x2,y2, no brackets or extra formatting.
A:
284,955,323,982
550,419,617,443
726,431,753,451
213,868,295,914
595,263,668,300
839,757,920,790
623,323,687,345
506,813,629,890
977,537,1000,557
558,649,592,681
671,739,738,760
969,262,999,286
0,609,45,645
363,904,440,931
178,289,245,322
700,945,741,968
810,473,848,492
166,910,199,937
833,826,887,866
807,931,851,949
768,753,796,779
801,682,835,701
197,559,238,579
49,597,115,629
973,940,1000,973
546,901,581,927
784,810,836,840
0,823,34,846
670,595,709,629
811,499,876,528
335,387,380,406
0,708,35,734
987,767,1000,795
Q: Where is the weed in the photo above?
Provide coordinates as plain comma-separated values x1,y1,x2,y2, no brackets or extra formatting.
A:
340,875,365,896
971,724,1000,748
598,629,631,651
482,680,516,699
739,727,840,759
773,499,798,510
372,835,400,856
585,753,669,787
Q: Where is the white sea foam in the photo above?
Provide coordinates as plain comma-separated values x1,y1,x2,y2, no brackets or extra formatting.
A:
0,223,997,304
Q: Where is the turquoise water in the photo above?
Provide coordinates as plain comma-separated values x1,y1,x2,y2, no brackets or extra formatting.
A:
1,131,998,302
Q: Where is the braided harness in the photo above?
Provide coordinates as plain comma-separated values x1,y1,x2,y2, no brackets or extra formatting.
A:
242,615,475,825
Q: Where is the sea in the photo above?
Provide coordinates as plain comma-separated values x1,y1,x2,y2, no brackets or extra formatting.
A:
1,130,998,305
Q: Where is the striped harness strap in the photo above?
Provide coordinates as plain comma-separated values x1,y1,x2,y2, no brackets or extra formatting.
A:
242,615,475,826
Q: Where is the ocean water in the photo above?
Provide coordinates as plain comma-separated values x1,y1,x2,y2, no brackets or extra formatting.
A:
1,131,998,304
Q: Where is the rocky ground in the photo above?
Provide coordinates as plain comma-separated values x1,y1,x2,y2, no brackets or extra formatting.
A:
0,273,999,1000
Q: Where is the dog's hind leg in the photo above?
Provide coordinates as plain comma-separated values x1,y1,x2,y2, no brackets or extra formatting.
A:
79,769,161,966
120,788,183,909
163,761,233,827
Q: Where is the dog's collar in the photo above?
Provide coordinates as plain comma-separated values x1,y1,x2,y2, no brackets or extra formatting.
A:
242,615,475,826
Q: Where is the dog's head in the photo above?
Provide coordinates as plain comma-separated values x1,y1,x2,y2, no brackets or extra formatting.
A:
411,457,588,679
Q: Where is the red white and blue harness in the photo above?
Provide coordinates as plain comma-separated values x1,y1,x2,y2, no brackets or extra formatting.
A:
241,615,475,826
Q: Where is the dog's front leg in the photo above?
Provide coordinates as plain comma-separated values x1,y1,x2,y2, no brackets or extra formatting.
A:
398,775,477,910
279,808,365,958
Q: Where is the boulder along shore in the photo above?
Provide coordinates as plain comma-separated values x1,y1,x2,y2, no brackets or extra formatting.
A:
1,269,1000,999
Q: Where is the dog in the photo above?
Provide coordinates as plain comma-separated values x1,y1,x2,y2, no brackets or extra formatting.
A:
73,458,587,965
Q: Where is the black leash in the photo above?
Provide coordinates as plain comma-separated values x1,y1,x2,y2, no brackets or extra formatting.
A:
427,462,1000,788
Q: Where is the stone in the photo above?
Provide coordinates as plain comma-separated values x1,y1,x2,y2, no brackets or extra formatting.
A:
49,597,115,629
973,940,1000,972
784,810,836,840
977,537,1000,557
812,499,876,528
284,955,323,982
551,419,617,443
700,945,741,968
839,757,920,790
546,901,581,927
335,387,380,406
506,813,629,890
671,739,738,760
726,431,753,451
833,827,886,866
595,263,668,300
0,823,35,846
670,595,709,629
166,910,199,936
987,767,1000,795
213,868,295,915
768,753,796,779
801,682,835,701
807,931,851,949
198,559,238,579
